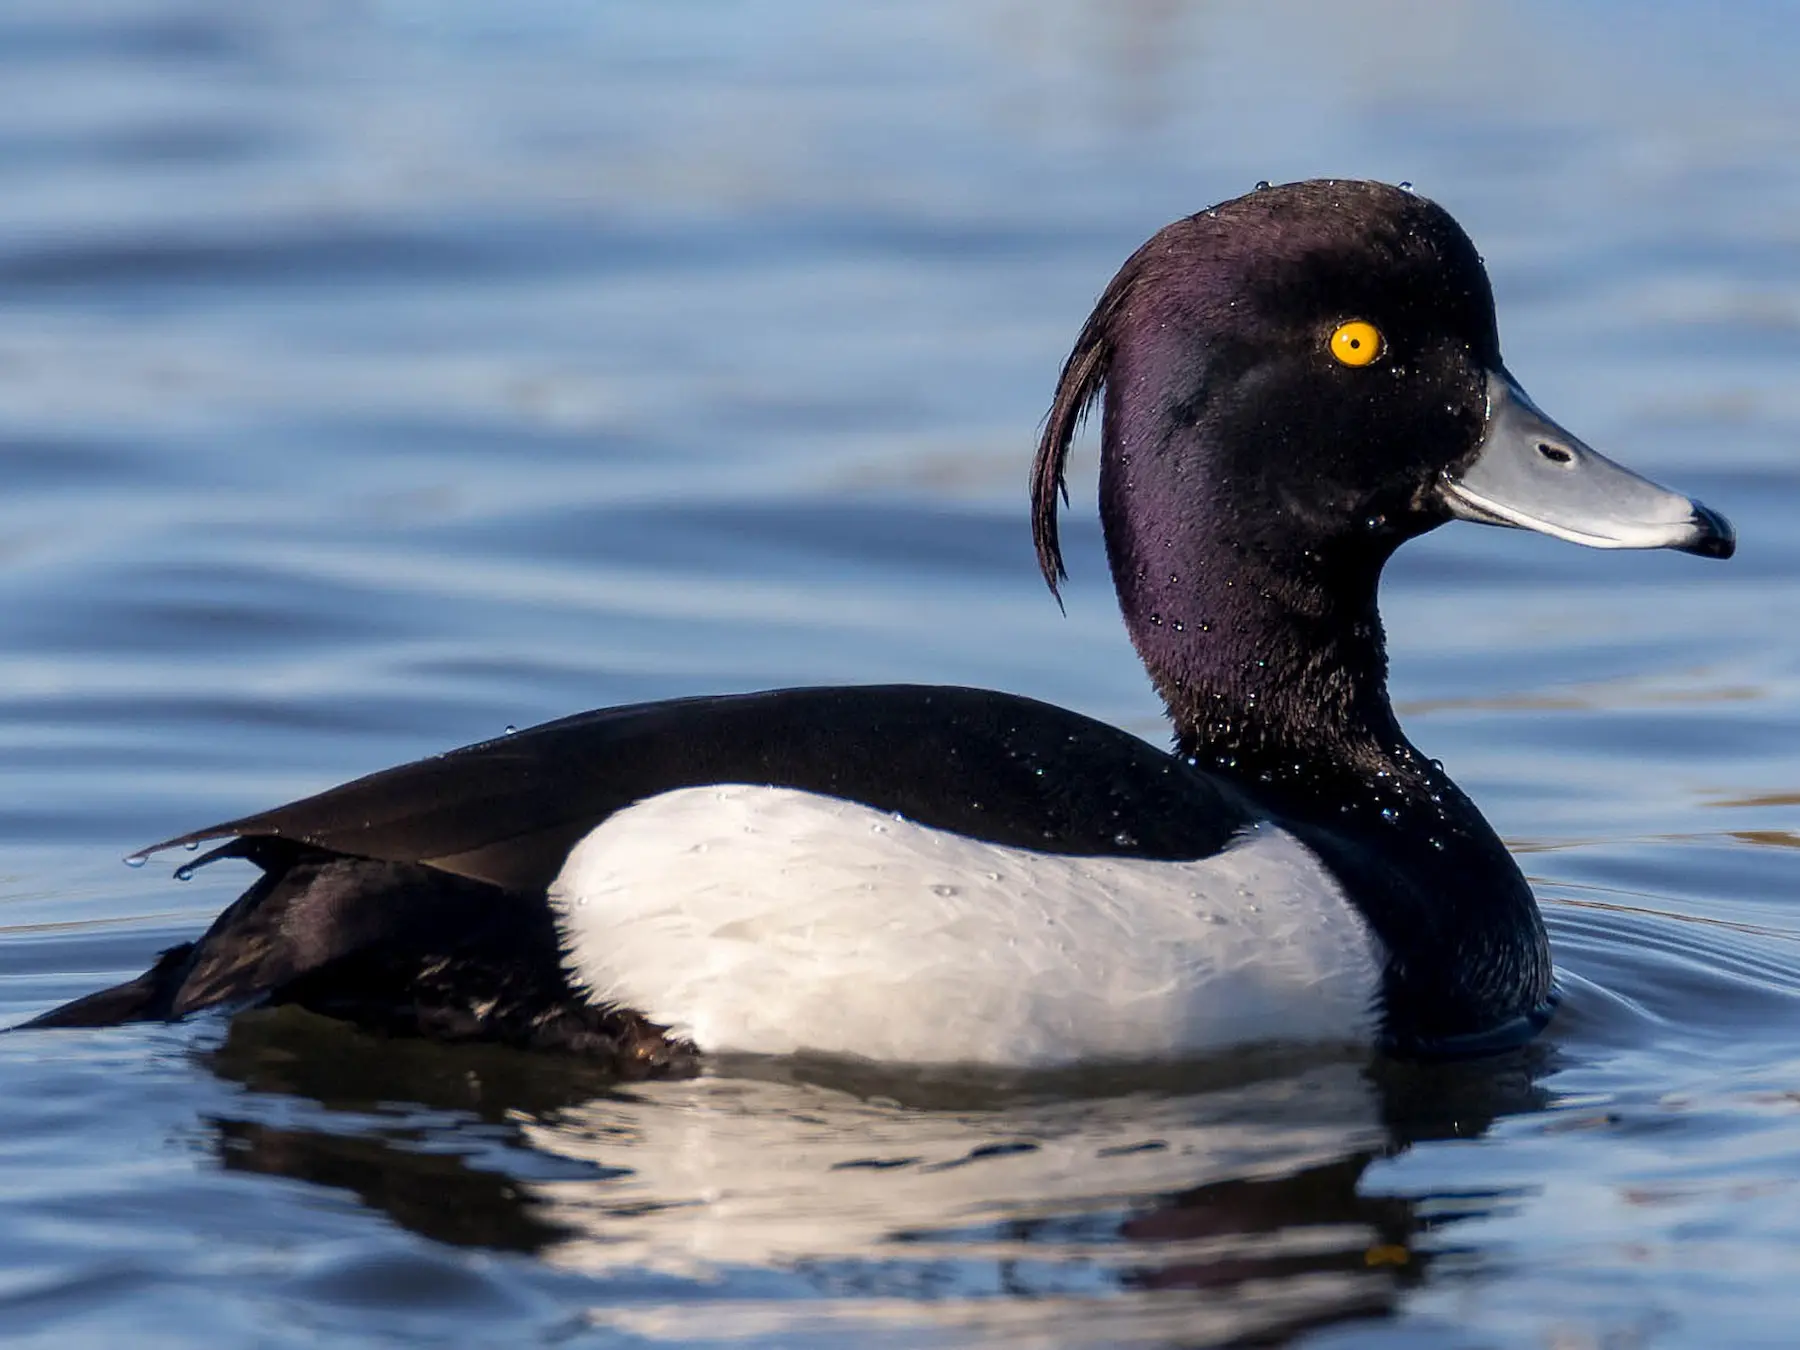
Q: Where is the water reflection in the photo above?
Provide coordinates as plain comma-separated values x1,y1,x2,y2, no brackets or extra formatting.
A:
199,1010,1544,1344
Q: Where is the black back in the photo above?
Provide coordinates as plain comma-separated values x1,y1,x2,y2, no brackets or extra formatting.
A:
146,685,1258,891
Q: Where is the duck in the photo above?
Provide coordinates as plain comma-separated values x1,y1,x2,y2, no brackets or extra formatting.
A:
22,180,1734,1071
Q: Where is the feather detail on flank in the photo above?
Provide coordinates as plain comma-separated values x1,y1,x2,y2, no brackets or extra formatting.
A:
549,786,1381,1065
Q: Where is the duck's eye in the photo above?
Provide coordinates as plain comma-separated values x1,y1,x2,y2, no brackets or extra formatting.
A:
1329,320,1384,367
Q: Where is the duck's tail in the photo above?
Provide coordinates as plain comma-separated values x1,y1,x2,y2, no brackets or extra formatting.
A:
15,941,197,1028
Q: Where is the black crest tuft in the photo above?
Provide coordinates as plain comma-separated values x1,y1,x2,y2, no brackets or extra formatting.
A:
1031,246,1148,598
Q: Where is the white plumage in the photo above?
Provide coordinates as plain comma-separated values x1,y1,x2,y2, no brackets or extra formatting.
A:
548,785,1380,1065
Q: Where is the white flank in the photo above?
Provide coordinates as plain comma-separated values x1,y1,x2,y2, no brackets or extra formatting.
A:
548,785,1380,1065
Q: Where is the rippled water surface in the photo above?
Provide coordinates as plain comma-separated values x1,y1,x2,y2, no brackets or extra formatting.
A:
3,3,1800,1345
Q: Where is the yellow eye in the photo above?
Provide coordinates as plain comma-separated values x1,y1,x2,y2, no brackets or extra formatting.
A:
1329,320,1383,367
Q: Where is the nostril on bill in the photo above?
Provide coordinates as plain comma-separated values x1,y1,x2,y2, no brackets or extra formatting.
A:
1536,442,1574,465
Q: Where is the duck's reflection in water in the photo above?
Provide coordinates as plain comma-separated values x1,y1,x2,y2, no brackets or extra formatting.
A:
200,1010,1548,1344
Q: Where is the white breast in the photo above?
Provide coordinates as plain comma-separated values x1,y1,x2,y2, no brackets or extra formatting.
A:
548,785,1380,1065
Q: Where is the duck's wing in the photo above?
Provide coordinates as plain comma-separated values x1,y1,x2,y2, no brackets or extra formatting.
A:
143,685,1253,892
23,685,1247,1042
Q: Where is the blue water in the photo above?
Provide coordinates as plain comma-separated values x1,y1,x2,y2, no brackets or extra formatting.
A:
3,2,1800,1345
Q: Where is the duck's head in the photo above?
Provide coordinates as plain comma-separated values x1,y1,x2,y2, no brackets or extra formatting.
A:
1032,179,1734,605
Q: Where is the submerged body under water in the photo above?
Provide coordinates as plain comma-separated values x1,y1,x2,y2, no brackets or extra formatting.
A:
3,3,1800,1347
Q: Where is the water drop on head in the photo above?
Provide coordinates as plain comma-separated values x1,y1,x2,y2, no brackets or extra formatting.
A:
123,853,148,869
931,884,960,898
985,870,1003,883
1430,837,1446,851
1365,514,1386,531
1380,806,1399,823
1399,180,1414,192
1113,830,1138,848
184,840,199,852
174,865,194,882
503,725,517,736
1254,179,1271,190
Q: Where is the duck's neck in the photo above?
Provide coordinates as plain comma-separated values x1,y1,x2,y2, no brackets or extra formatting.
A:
1098,426,1412,810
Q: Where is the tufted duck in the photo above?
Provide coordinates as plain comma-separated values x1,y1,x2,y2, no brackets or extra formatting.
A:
23,180,1733,1069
